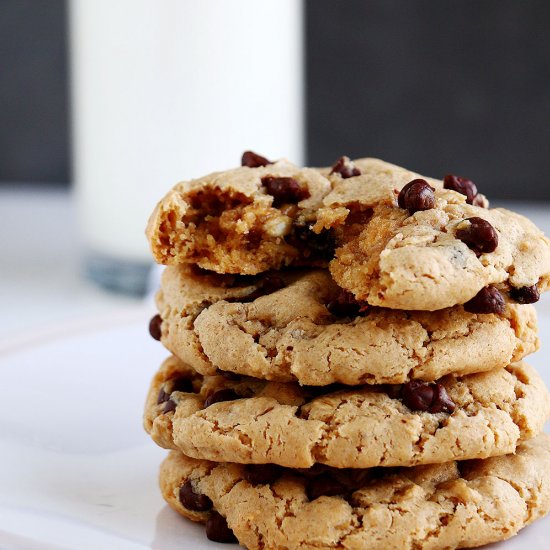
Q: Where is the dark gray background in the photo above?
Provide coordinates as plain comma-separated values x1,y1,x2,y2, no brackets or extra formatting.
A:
0,0,68,184
1,0,550,200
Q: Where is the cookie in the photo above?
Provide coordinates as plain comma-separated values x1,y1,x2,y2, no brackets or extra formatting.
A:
314,161,550,310
146,156,334,274
159,433,550,549
144,357,550,468
156,266,538,385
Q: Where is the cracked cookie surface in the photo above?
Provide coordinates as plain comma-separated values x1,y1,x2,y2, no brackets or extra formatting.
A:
159,433,550,549
157,266,539,385
144,357,549,468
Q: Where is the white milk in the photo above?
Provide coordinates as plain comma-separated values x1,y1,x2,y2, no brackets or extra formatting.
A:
70,0,303,290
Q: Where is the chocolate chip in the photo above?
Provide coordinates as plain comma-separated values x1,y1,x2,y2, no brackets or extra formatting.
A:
429,384,456,414
243,464,282,486
179,480,213,512
261,176,310,207
400,381,434,412
149,314,162,341
464,286,506,314
510,284,540,304
443,174,478,204
163,399,177,413
400,381,456,414
398,179,435,214
241,150,272,168
157,387,170,405
205,511,237,543
326,289,365,317
306,473,348,501
203,389,240,409
330,156,361,178
455,217,498,255
383,384,402,399
290,225,336,261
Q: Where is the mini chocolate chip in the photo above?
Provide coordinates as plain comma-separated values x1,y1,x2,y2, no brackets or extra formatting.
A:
157,387,170,404
243,464,282,486
203,389,240,409
179,480,213,511
443,174,478,204
398,179,435,214
163,399,177,413
400,381,434,412
171,377,194,393
330,156,361,178
383,384,402,399
290,225,336,261
510,284,540,304
206,511,238,543
326,289,364,317
261,176,310,207
464,286,506,314
241,150,272,168
149,314,162,341
455,217,498,255
400,381,456,413
306,473,348,501
429,384,456,414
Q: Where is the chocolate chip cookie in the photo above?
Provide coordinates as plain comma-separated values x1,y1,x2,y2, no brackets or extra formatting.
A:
159,433,550,549
144,356,549,468
155,266,539,385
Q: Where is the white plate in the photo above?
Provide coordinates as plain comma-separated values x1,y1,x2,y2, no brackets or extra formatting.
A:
0,308,549,549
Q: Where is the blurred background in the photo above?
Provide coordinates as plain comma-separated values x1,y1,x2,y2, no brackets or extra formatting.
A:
1,0,550,336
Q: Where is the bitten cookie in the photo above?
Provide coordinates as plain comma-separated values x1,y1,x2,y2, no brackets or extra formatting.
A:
144,357,550,469
145,155,442,276
315,160,550,311
146,155,334,274
159,433,550,549
156,266,538,385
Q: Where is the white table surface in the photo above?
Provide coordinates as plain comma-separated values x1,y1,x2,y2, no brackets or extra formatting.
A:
1,186,550,549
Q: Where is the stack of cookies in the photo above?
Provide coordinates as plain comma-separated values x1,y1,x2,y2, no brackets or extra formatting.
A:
144,153,550,549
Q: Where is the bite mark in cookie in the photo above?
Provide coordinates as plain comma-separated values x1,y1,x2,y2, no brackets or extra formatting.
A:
146,155,332,274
